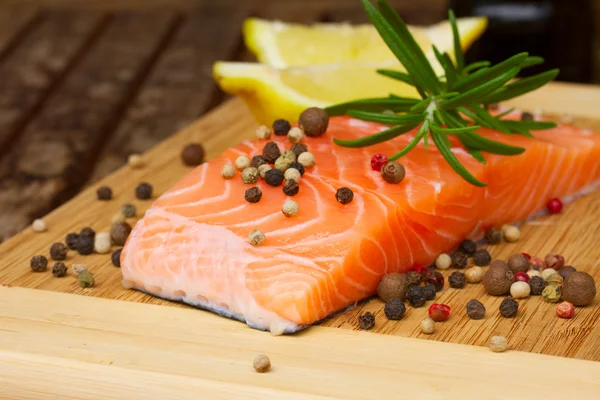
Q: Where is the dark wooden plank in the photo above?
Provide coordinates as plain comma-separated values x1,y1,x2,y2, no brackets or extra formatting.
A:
0,7,39,60
0,10,106,155
0,11,178,242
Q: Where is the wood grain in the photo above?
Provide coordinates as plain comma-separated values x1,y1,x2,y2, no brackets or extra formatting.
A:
0,7,39,60
0,82,600,361
2,286,600,399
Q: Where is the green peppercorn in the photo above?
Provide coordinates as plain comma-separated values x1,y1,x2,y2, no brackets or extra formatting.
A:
381,161,405,184
542,285,562,303
122,203,136,218
79,270,95,288
274,156,293,172
242,167,259,184
335,187,354,204
245,187,262,203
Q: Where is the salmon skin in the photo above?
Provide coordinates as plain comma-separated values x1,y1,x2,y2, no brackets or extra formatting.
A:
120,110,600,334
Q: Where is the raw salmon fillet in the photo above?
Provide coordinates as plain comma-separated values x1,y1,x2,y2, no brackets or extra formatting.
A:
120,110,600,334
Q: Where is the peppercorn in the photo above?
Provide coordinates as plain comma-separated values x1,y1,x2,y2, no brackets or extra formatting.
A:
221,164,236,179
507,254,529,274
562,271,596,306
422,283,436,300
264,168,284,187
406,285,426,307
503,225,520,242
245,187,262,203
262,142,282,164
556,301,575,319
110,221,132,246
72,264,87,277
451,251,468,269
370,153,388,172
499,297,519,318
274,156,292,173
253,354,271,373
79,270,95,288
30,255,48,272
424,271,444,292
289,161,305,176
521,111,533,121
464,266,483,283
282,200,299,218
420,317,435,334
258,164,272,179
435,253,452,270
242,167,259,184
384,299,406,320
80,227,95,239
287,127,305,143
542,285,562,303
32,218,47,232
52,262,67,277
377,273,409,301
284,168,301,183
290,143,308,158
248,230,265,246
273,119,291,135
65,233,80,250
546,198,563,214
489,336,508,352
135,182,153,200
473,249,491,266
121,203,136,218
510,281,530,299
76,234,95,256
466,299,486,320
483,261,514,295
96,186,112,200
527,269,542,279
530,256,545,270
459,239,477,256
299,107,329,137
528,276,545,295
558,266,577,279
283,179,299,196
358,311,375,330
297,151,315,168
250,155,267,168
50,242,68,261
405,271,422,287
128,153,144,168
255,125,271,140
381,161,406,184
335,187,353,204
449,271,466,288
181,143,205,166
94,232,112,254
541,268,558,281
235,155,251,171
485,227,502,244
281,150,296,162
428,303,451,322
111,248,122,267
544,253,565,270
545,273,563,286
112,212,126,224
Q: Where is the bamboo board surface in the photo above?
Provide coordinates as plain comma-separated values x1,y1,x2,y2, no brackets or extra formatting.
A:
1,81,600,377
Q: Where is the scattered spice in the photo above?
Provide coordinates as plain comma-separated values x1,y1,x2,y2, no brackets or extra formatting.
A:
528,276,545,296
435,253,452,270
473,249,491,266
284,168,301,183
406,285,426,307
121,203,137,218
514,272,530,282
52,262,67,277
283,179,299,196
282,200,299,218
112,212,126,224
384,299,406,320
483,261,514,295
358,311,375,330
287,127,305,143
221,164,236,179
424,271,444,292
499,297,519,318
370,154,388,172
65,233,80,250
377,273,409,301
181,143,205,166
556,301,575,319
420,317,435,334
503,225,520,242
544,253,565,270
274,156,293,172
263,142,282,163
530,256,545,269
545,273,563,286
290,143,308,158
510,281,531,299
96,186,112,200
558,266,577,279
78,270,95,288
451,251,468,269
255,125,271,140
422,283,436,300
245,187,263,203
273,119,291,136
466,299,486,319
76,234,95,256
381,161,406,184
489,336,508,352
299,107,329,137
541,268,558,281
242,167,259,184
253,354,271,373
335,187,354,205
428,303,451,322
485,227,502,244
405,271,422,287
248,230,265,246
449,271,466,288
111,248,122,267
32,218,47,233
297,151,316,168
542,285,562,303
507,254,529,274
72,264,88,277
251,155,267,169
527,269,542,279
289,162,305,176
80,227,95,239
135,182,153,200
128,154,144,168
546,198,563,214
30,255,48,272
464,266,483,283
258,164,272,179
50,242,68,261
265,169,284,186
94,232,112,254
562,271,596,306
235,155,251,171
110,221,132,246
521,112,534,121
459,240,477,256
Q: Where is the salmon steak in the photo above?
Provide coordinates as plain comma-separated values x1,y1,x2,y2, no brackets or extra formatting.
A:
120,110,600,334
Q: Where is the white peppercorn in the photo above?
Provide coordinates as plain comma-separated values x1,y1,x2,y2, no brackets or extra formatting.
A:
235,155,251,171
128,153,144,168
282,200,299,218
221,164,236,179
510,281,531,299
420,317,435,334
94,232,112,254
281,150,297,162
72,264,88,277
527,269,542,279
258,164,271,179
253,354,271,373
287,127,304,144
32,219,47,232
435,253,452,270
465,266,483,283
284,168,301,183
297,152,315,168
274,156,293,172
489,336,508,352
541,268,558,281
241,167,259,184
503,225,520,242
255,125,271,140
248,230,265,246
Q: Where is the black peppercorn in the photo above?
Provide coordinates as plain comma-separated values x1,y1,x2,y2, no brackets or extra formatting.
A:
273,119,291,135
424,271,444,292
459,239,477,256
265,168,284,186
422,283,436,300
384,299,406,320
52,262,68,277
289,161,305,176
406,285,426,307
466,299,486,320
381,161,406,184
405,271,422,287
358,311,375,330
499,297,519,318
135,182,153,200
290,143,308,158
50,242,68,261
65,233,80,250
76,230,95,255
262,142,282,164
283,180,299,196
251,155,267,168
80,227,95,239
96,186,112,200
111,248,122,268
449,271,466,288
181,143,205,166
30,255,48,272
529,276,545,296
521,112,534,121
473,249,491,266
451,251,468,269
485,228,502,244
245,187,263,203
335,187,353,204
111,221,132,246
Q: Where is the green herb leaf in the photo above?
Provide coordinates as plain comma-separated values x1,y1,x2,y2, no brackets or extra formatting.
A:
376,69,415,86
325,97,417,116
453,53,529,92
448,9,465,72
333,123,419,148
389,120,429,160
346,109,425,125
432,132,487,187
484,69,560,103
463,61,491,74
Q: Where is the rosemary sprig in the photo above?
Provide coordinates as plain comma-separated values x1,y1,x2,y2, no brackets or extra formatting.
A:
325,0,560,187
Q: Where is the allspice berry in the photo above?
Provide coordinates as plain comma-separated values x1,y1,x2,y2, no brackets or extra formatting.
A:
298,107,329,137
507,254,529,273
483,261,514,295
562,271,596,306
181,143,205,166
558,266,577,279
381,161,405,184
377,273,408,302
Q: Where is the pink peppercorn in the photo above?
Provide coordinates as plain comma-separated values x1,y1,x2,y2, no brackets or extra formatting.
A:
413,264,428,273
428,303,451,322
556,301,575,319
521,252,531,261
547,198,563,214
371,154,388,172
514,272,530,282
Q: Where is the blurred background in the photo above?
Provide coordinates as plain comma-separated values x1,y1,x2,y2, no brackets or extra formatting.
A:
0,0,598,242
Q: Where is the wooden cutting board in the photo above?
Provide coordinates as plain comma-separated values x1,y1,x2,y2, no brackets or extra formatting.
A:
1,81,600,398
